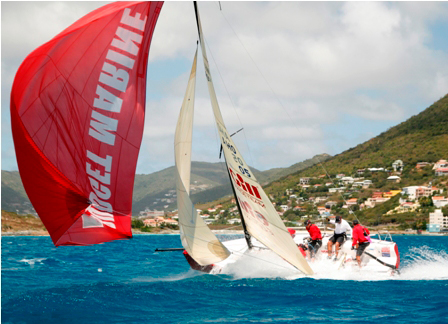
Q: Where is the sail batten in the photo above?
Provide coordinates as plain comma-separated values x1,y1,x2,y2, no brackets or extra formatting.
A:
194,2,313,275
175,49,231,265
11,1,164,246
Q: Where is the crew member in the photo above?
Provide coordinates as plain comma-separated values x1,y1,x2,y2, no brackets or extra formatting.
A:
304,219,322,260
326,215,352,260
351,219,370,267
288,228,306,257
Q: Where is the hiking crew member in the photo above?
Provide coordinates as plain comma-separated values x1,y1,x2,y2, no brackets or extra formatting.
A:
326,215,352,260
351,219,370,267
288,228,307,257
304,219,322,260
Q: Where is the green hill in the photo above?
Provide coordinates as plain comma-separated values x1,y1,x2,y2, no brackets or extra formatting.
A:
258,94,448,228
1,154,330,215
299,94,448,176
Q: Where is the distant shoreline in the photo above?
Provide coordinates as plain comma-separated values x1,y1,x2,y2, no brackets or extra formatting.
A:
2,230,447,237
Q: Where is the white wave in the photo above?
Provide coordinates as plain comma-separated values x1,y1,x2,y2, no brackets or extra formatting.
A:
395,246,448,281
18,258,47,268
216,246,448,281
132,269,204,283
218,249,305,279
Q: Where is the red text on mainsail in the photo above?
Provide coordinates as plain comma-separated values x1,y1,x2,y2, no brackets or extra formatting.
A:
228,167,262,200
85,7,147,227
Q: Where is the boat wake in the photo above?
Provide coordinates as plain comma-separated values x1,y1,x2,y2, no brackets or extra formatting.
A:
214,246,448,281
396,246,448,281
132,269,205,283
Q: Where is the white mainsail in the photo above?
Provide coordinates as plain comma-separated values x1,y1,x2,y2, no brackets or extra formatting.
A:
175,49,231,265
194,3,313,275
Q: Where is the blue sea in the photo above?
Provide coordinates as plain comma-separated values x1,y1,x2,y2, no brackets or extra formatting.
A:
2,234,448,323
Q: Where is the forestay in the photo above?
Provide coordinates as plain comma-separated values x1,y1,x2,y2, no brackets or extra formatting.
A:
10,2,163,246
175,49,230,265
194,2,313,275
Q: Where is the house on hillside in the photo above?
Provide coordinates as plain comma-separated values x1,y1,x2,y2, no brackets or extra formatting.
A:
416,162,431,169
372,192,383,199
383,190,401,198
346,198,358,206
433,159,448,170
387,201,419,214
139,209,164,218
299,177,310,185
315,196,327,203
415,187,433,199
329,187,346,193
392,160,403,172
364,197,390,208
341,177,354,185
428,209,448,233
435,168,448,176
432,196,448,208
387,175,401,183
280,205,290,211
325,201,338,209
352,181,364,188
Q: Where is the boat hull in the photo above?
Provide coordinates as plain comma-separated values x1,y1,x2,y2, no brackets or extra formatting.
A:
184,231,400,275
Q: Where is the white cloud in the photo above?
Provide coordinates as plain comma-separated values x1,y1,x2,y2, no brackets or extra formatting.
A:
2,1,448,174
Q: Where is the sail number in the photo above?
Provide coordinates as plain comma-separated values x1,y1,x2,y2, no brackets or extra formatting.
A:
222,136,252,178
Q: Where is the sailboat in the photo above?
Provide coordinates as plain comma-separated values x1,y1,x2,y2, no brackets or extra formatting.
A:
173,2,314,275
174,2,400,276
11,1,399,276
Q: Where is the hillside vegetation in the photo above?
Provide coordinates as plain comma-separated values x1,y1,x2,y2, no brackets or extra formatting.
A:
200,95,448,229
1,155,331,215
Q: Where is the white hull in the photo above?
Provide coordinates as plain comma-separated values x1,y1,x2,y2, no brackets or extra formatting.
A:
200,232,400,276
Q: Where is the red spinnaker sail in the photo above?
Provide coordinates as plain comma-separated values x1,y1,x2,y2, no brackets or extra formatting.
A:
10,1,163,246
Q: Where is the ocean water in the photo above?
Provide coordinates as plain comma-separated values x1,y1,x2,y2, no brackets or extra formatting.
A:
2,234,448,324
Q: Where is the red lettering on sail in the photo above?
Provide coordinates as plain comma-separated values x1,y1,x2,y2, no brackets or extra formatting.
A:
229,167,263,202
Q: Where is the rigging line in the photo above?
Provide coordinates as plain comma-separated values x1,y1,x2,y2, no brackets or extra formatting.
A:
218,10,358,221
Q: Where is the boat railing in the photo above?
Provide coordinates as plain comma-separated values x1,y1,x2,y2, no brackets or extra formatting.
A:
375,230,394,242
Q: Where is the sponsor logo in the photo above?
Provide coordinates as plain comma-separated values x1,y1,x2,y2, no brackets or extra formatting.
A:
381,247,391,257
85,7,148,229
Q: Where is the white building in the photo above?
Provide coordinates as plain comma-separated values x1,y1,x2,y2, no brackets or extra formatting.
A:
340,177,354,185
299,178,310,185
387,175,401,183
392,160,403,172
433,159,448,170
429,209,448,229
329,187,346,193
432,196,448,208
401,186,433,200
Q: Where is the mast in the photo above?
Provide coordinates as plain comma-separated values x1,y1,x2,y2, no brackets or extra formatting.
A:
224,157,253,249
193,1,313,275
194,1,252,249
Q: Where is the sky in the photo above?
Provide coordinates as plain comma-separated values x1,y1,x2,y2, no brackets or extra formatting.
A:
2,1,448,175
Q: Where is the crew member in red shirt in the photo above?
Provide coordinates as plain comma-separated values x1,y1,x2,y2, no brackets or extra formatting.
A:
304,220,322,260
288,228,307,257
351,219,370,267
